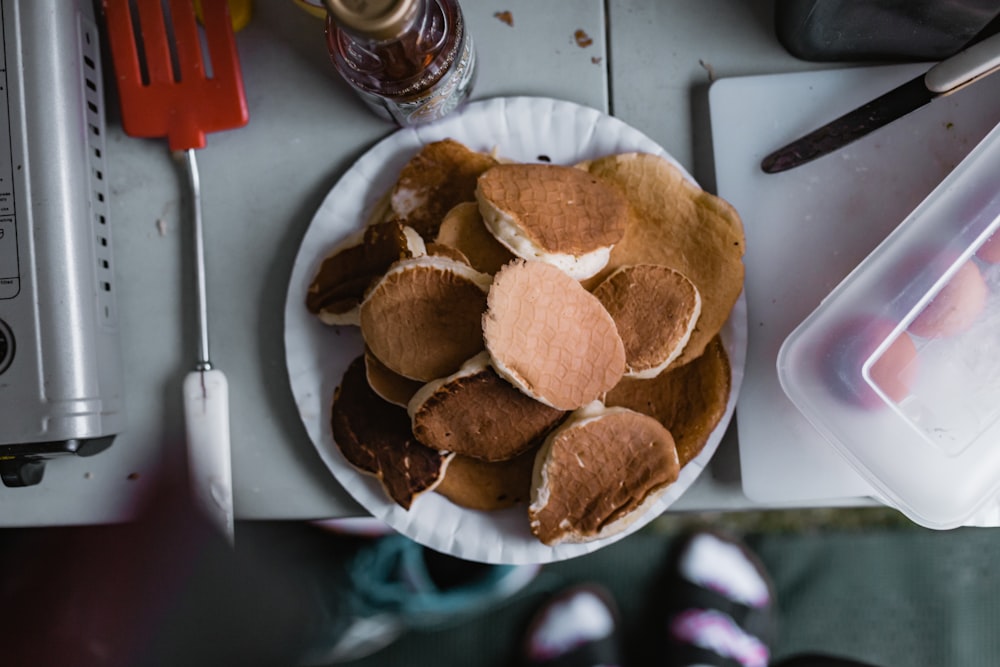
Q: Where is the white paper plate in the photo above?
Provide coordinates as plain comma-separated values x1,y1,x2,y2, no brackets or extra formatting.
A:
284,96,747,564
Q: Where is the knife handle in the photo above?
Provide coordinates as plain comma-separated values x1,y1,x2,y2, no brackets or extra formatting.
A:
183,368,235,544
925,31,1000,94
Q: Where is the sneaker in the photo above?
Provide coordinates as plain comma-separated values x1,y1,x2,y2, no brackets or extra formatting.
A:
300,533,539,664
520,583,624,667
662,529,776,667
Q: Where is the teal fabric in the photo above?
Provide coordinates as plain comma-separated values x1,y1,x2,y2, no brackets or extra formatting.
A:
301,531,541,663
339,533,532,627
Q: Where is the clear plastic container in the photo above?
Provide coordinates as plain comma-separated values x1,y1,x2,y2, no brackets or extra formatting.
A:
777,121,1000,529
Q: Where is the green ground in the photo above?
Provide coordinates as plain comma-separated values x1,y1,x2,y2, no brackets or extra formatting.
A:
338,506,1000,667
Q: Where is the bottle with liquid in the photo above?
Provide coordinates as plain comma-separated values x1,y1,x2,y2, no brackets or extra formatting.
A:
323,0,477,126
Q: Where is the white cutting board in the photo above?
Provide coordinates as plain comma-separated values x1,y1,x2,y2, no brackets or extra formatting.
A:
710,64,1000,505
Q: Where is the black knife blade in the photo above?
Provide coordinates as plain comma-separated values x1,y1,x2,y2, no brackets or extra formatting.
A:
761,31,1000,174
760,74,935,174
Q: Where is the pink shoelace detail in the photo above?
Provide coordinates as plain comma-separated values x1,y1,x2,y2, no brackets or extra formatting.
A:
702,580,770,609
669,608,769,667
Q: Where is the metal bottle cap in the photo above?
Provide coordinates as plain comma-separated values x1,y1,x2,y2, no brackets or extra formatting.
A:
323,0,419,40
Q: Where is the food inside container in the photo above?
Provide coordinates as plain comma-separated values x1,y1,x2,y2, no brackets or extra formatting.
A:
777,122,1000,529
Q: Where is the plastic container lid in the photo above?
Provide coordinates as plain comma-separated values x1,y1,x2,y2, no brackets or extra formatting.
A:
777,121,1000,529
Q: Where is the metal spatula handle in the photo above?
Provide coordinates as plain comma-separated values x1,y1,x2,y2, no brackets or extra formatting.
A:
183,368,233,543
180,149,234,544
104,0,245,544
184,149,212,371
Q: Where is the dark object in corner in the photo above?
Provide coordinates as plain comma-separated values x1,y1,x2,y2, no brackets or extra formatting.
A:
775,0,1000,62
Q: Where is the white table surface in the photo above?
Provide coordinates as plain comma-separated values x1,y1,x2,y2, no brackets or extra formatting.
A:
0,0,880,526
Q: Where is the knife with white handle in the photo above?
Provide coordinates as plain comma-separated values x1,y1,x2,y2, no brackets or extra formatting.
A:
925,30,1000,93
762,31,1000,173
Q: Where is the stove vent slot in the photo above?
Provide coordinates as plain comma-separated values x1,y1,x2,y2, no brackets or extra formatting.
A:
80,14,115,327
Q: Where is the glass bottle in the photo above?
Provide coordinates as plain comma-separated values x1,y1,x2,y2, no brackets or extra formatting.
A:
323,0,477,126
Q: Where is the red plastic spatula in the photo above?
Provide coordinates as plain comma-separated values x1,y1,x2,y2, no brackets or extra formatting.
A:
104,0,250,544
105,0,248,150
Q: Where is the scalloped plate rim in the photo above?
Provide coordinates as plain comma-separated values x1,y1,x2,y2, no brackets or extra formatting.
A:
282,96,747,564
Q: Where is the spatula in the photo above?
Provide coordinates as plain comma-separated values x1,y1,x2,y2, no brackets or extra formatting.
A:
104,0,249,544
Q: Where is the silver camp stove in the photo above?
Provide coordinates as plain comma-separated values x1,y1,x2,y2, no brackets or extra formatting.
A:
0,0,124,487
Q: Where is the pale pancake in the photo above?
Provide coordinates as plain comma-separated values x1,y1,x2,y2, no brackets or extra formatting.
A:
592,264,702,378
476,163,628,280
360,255,492,382
331,355,453,509
390,138,499,240
604,335,731,467
306,220,425,325
579,152,745,367
483,259,626,410
528,403,680,546
435,202,515,275
435,446,539,511
408,352,566,461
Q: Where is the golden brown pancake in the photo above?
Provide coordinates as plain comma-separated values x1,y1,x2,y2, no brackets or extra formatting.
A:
591,264,702,378
528,403,680,545
424,241,471,265
364,347,424,407
408,352,566,461
390,138,499,241
311,143,743,544
435,446,539,511
579,152,745,367
360,255,492,382
604,335,731,467
435,202,515,275
331,355,453,509
476,163,629,279
306,220,425,325
483,259,626,410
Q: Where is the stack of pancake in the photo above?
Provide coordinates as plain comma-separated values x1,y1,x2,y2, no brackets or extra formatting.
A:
307,138,745,546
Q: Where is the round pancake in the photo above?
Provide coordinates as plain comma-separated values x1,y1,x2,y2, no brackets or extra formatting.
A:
360,255,492,382
435,446,539,511
483,259,626,410
528,403,680,546
408,352,566,461
591,264,702,378
390,138,499,241
306,220,425,325
476,163,628,280
435,201,515,275
364,347,424,407
424,241,472,265
579,152,745,368
331,355,453,509
604,335,731,467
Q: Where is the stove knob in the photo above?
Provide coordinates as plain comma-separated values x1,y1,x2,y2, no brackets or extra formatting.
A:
1,459,45,487
0,319,12,374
